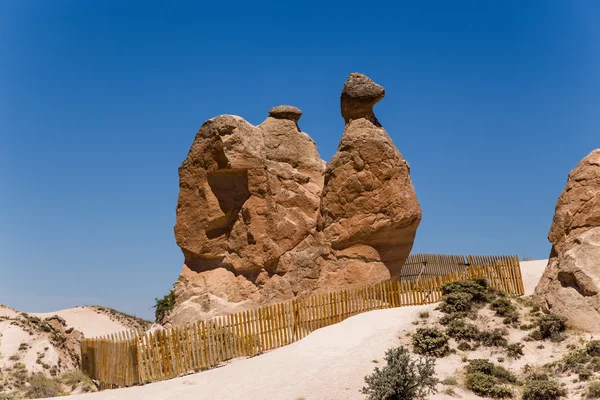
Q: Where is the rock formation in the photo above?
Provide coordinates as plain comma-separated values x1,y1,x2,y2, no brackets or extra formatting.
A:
167,73,422,326
535,149,600,332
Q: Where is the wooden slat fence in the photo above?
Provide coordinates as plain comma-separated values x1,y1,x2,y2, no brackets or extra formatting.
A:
81,253,524,388
401,254,468,279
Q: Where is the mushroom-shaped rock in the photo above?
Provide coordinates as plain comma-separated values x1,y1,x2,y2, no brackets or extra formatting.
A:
321,72,421,277
268,105,302,122
340,73,385,124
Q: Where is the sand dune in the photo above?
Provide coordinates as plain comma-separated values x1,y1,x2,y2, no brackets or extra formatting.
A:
31,307,129,338
52,260,548,400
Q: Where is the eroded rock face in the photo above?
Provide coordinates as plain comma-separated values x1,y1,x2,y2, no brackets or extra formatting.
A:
535,150,600,332
167,73,421,326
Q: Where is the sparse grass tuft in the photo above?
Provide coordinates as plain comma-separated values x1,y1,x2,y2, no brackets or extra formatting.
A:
61,370,96,392
521,378,566,400
442,376,458,386
585,381,600,399
24,373,64,399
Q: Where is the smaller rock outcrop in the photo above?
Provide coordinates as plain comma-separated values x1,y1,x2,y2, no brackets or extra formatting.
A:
535,150,600,332
45,315,67,331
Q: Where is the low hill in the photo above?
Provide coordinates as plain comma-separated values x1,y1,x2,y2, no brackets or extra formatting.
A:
0,305,151,399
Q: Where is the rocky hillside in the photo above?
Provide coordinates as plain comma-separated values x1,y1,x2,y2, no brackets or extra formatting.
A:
393,278,600,399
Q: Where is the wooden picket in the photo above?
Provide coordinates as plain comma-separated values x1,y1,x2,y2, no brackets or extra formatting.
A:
81,253,524,388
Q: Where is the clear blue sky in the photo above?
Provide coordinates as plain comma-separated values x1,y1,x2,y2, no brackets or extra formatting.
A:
1,1,598,320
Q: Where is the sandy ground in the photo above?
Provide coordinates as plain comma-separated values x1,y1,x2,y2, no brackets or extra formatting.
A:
53,260,549,400
520,259,548,296
32,307,129,338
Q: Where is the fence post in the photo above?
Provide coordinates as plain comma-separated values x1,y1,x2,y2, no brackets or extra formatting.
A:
291,298,300,342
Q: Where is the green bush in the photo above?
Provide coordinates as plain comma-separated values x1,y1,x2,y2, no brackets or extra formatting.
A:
439,312,469,325
412,327,450,357
585,381,600,399
491,297,519,325
503,314,519,326
466,359,517,384
521,379,566,400
478,328,509,348
153,289,176,322
578,366,593,381
441,279,488,302
457,341,472,351
446,319,480,341
587,341,600,357
520,323,536,331
590,357,600,372
491,297,515,317
361,346,438,400
440,292,473,314
522,364,549,380
537,314,566,341
464,359,516,398
528,330,543,341
465,372,513,398
550,349,591,374
505,343,524,359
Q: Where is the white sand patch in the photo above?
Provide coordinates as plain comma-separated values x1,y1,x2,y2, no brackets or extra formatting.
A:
32,307,129,338
0,322,31,368
52,260,550,400
22,338,60,374
520,259,548,295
